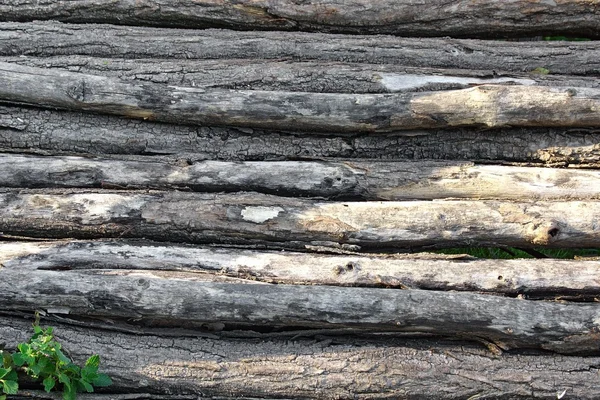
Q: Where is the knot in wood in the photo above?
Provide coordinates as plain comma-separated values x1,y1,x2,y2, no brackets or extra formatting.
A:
529,220,561,245
66,80,86,102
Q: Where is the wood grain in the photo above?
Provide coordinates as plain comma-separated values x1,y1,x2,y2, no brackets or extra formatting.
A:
2,240,599,298
2,22,600,75
3,62,600,132
0,190,599,249
1,0,598,38
4,154,600,201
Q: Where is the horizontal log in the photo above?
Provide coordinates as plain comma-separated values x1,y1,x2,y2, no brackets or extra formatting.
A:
6,154,600,201
3,317,600,399
1,190,599,250
11,394,196,400
2,22,600,75
1,252,600,353
3,62,600,132
6,56,600,94
2,240,600,298
2,106,600,166
1,0,599,38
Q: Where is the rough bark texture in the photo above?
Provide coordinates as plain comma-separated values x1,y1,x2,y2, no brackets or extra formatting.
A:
2,240,600,299
5,62,600,133
0,0,598,38
2,253,600,353
2,6,600,398
2,105,600,166
11,55,600,94
2,22,600,75
2,315,600,399
0,189,597,250
5,154,600,201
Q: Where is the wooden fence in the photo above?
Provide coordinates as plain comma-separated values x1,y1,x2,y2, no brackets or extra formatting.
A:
1,1,600,398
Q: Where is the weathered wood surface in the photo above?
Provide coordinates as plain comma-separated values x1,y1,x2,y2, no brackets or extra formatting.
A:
2,240,600,298
2,105,600,166
2,22,600,75
1,0,599,38
4,62,600,132
12,394,197,400
7,56,600,94
0,190,598,250
2,254,600,353
6,154,600,201
3,316,599,399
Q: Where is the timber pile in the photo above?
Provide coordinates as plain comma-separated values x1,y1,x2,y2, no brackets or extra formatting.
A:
1,1,600,399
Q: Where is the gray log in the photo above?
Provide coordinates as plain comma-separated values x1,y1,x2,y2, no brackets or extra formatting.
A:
0,0,598,38
6,56,600,94
2,22,599,75
2,105,600,166
2,316,600,399
5,153,600,201
3,62,600,132
1,249,600,353
0,190,599,250
2,240,600,299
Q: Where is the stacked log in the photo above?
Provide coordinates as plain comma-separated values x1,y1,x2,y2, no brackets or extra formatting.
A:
1,1,600,398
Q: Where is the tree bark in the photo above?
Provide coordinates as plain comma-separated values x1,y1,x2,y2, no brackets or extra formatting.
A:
2,253,600,353
0,0,598,38
2,22,600,75
5,153,600,201
3,62,600,132
0,189,598,250
2,240,600,299
5,56,600,94
2,315,600,399
2,105,600,166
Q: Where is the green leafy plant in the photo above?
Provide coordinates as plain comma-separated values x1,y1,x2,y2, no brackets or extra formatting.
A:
0,353,19,400
0,323,112,400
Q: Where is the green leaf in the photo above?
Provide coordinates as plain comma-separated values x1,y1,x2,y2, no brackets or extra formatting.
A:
17,343,30,355
0,368,9,379
0,394,6,400
43,376,56,392
80,379,94,393
2,379,18,395
5,370,17,382
1,352,11,368
58,372,71,386
39,361,55,376
11,353,26,367
85,354,100,368
62,383,76,400
30,361,43,376
81,366,98,382
92,373,113,387
55,349,71,364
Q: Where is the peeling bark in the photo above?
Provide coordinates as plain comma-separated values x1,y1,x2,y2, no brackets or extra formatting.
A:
5,154,600,201
2,240,600,299
2,22,600,75
3,62,600,132
2,315,600,399
2,105,600,165
0,190,598,250
2,252,600,353
0,0,599,38
6,56,600,94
